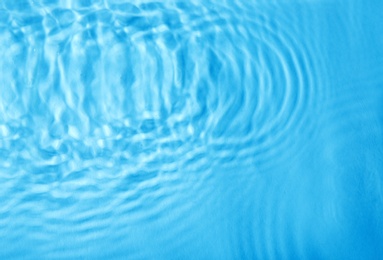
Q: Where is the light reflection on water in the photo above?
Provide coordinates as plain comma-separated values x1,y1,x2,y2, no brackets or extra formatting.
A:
0,0,382,259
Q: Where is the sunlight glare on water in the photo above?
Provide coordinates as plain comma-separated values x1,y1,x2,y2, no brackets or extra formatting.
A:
0,0,382,259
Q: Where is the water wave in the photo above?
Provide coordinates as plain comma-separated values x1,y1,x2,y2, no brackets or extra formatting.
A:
1,0,382,259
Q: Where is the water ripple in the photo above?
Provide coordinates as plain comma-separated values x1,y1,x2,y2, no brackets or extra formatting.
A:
1,0,382,259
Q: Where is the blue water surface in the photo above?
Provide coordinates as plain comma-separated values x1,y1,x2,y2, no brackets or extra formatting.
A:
0,0,382,259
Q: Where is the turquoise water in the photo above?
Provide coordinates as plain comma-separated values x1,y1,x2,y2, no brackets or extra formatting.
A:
1,0,383,259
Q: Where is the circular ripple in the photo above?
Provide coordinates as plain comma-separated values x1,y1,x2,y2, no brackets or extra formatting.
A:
192,5,326,170
0,1,329,258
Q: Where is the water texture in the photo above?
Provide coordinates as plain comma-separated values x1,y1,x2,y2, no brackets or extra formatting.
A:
0,0,382,259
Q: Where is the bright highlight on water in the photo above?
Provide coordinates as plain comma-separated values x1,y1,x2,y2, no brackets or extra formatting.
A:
0,0,382,259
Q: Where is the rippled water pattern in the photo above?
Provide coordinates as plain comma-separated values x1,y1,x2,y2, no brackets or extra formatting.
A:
1,0,383,259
